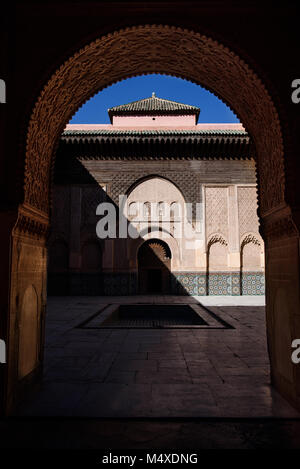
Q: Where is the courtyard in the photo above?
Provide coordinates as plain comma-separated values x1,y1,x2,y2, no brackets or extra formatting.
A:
15,296,299,419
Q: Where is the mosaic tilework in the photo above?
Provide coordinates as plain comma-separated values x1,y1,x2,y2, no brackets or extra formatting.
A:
231,273,241,295
171,272,207,296
102,273,137,296
172,272,264,296
48,273,137,296
208,273,233,296
48,271,265,296
242,272,265,295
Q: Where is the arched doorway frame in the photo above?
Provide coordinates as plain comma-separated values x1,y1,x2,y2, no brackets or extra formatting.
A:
5,24,300,413
137,238,172,294
137,228,180,271
125,174,189,205
23,25,285,217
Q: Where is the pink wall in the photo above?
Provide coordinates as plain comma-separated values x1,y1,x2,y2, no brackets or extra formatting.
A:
65,122,244,131
112,114,196,127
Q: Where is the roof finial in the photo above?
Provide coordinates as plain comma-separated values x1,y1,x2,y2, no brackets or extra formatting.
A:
152,91,156,98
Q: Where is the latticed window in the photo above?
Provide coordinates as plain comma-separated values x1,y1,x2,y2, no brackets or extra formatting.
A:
170,201,180,220
143,201,151,219
158,201,166,219
128,201,138,220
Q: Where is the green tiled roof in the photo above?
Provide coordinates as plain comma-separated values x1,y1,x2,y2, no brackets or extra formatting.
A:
60,127,253,161
63,129,247,138
108,93,200,122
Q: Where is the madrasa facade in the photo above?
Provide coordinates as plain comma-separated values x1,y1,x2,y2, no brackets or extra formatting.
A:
48,93,265,296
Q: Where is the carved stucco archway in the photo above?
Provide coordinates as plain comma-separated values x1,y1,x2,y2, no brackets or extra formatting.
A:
24,24,284,219
7,24,300,414
125,174,188,205
137,238,172,294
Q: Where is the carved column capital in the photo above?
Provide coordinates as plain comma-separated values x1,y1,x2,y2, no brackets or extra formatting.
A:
12,203,50,239
261,203,299,242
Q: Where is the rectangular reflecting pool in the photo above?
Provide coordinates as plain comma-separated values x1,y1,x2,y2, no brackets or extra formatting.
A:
102,304,207,327
77,303,233,329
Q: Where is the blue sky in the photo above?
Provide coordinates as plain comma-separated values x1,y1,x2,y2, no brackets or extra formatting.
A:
70,74,239,124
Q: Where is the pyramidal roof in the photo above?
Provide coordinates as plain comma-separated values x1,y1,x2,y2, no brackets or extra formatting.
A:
108,92,200,123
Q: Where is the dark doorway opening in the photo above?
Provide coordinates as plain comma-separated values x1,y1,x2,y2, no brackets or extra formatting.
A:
147,269,162,293
138,239,171,294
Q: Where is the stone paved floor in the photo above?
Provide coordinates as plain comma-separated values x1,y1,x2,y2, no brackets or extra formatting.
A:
15,296,300,418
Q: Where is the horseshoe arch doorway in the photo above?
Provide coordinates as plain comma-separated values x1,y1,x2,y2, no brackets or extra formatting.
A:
138,239,172,294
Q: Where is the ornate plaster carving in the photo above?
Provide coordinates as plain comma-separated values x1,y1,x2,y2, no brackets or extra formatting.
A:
241,233,261,249
24,25,285,221
264,215,299,242
207,233,228,250
12,203,49,239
